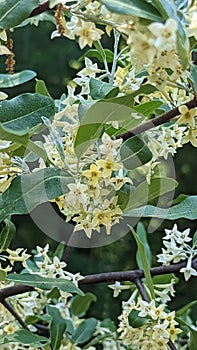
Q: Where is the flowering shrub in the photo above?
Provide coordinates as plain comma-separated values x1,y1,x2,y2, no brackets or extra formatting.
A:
0,0,197,349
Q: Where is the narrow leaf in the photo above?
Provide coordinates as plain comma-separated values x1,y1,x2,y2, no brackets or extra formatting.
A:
0,70,37,88
125,195,197,220
0,219,16,252
136,223,151,269
7,273,84,295
47,305,67,350
130,226,155,298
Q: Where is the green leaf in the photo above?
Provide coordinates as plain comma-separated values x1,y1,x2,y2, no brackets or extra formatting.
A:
0,269,6,281
81,49,114,63
101,0,162,21
189,328,197,350
130,226,155,298
136,223,151,269
128,309,147,328
190,63,197,93
0,168,73,221
176,301,197,317
124,195,197,220
72,318,98,345
0,124,47,160
0,93,55,132
53,242,65,260
0,70,37,88
47,305,67,350
0,0,39,29
0,219,16,253
193,231,197,246
71,293,97,316
74,102,137,159
0,329,48,346
151,0,189,69
108,84,157,108
7,273,84,295
89,78,119,100
134,100,163,116
119,136,152,170
35,79,52,98
126,177,178,210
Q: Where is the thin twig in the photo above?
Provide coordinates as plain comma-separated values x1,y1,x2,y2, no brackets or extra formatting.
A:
0,299,28,330
133,277,149,302
116,97,197,141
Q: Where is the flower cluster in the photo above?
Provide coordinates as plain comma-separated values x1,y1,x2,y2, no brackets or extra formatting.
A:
157,224,197,281
118,293,182,350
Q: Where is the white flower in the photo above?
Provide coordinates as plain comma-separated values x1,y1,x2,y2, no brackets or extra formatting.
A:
66,182,88,209
74,21,104,49
108,281,130,297
99,132,122,157
77,57,101,77
180,258,197,281
148,18,177,51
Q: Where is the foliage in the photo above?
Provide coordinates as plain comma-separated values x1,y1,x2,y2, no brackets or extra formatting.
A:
0,0,197,349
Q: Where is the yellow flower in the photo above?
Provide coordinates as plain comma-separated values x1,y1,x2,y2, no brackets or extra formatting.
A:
82,164,102,185
4,323,17,334
168,325,182,342
96,158,121,178
178,105,197,127
182,127,197,147
74,21,103,49
92,208,112,234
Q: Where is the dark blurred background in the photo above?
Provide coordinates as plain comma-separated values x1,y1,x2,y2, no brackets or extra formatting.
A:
0,20,196,323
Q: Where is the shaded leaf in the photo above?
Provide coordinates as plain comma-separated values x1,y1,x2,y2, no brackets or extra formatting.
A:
0,168,73,221
120,136,152,170
47,305,67,350
73,318,98,345
74,102,137,159
89,78,119,100
0,219,16,252
126,177,178,210
0,329,48,346
71,293,97,316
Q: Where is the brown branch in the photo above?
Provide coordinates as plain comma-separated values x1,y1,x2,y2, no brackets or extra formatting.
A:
133,277,149,302
0,258,196,299
0,299,28,330
116,97,197,141
80,258,197,285
29,1,51,17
